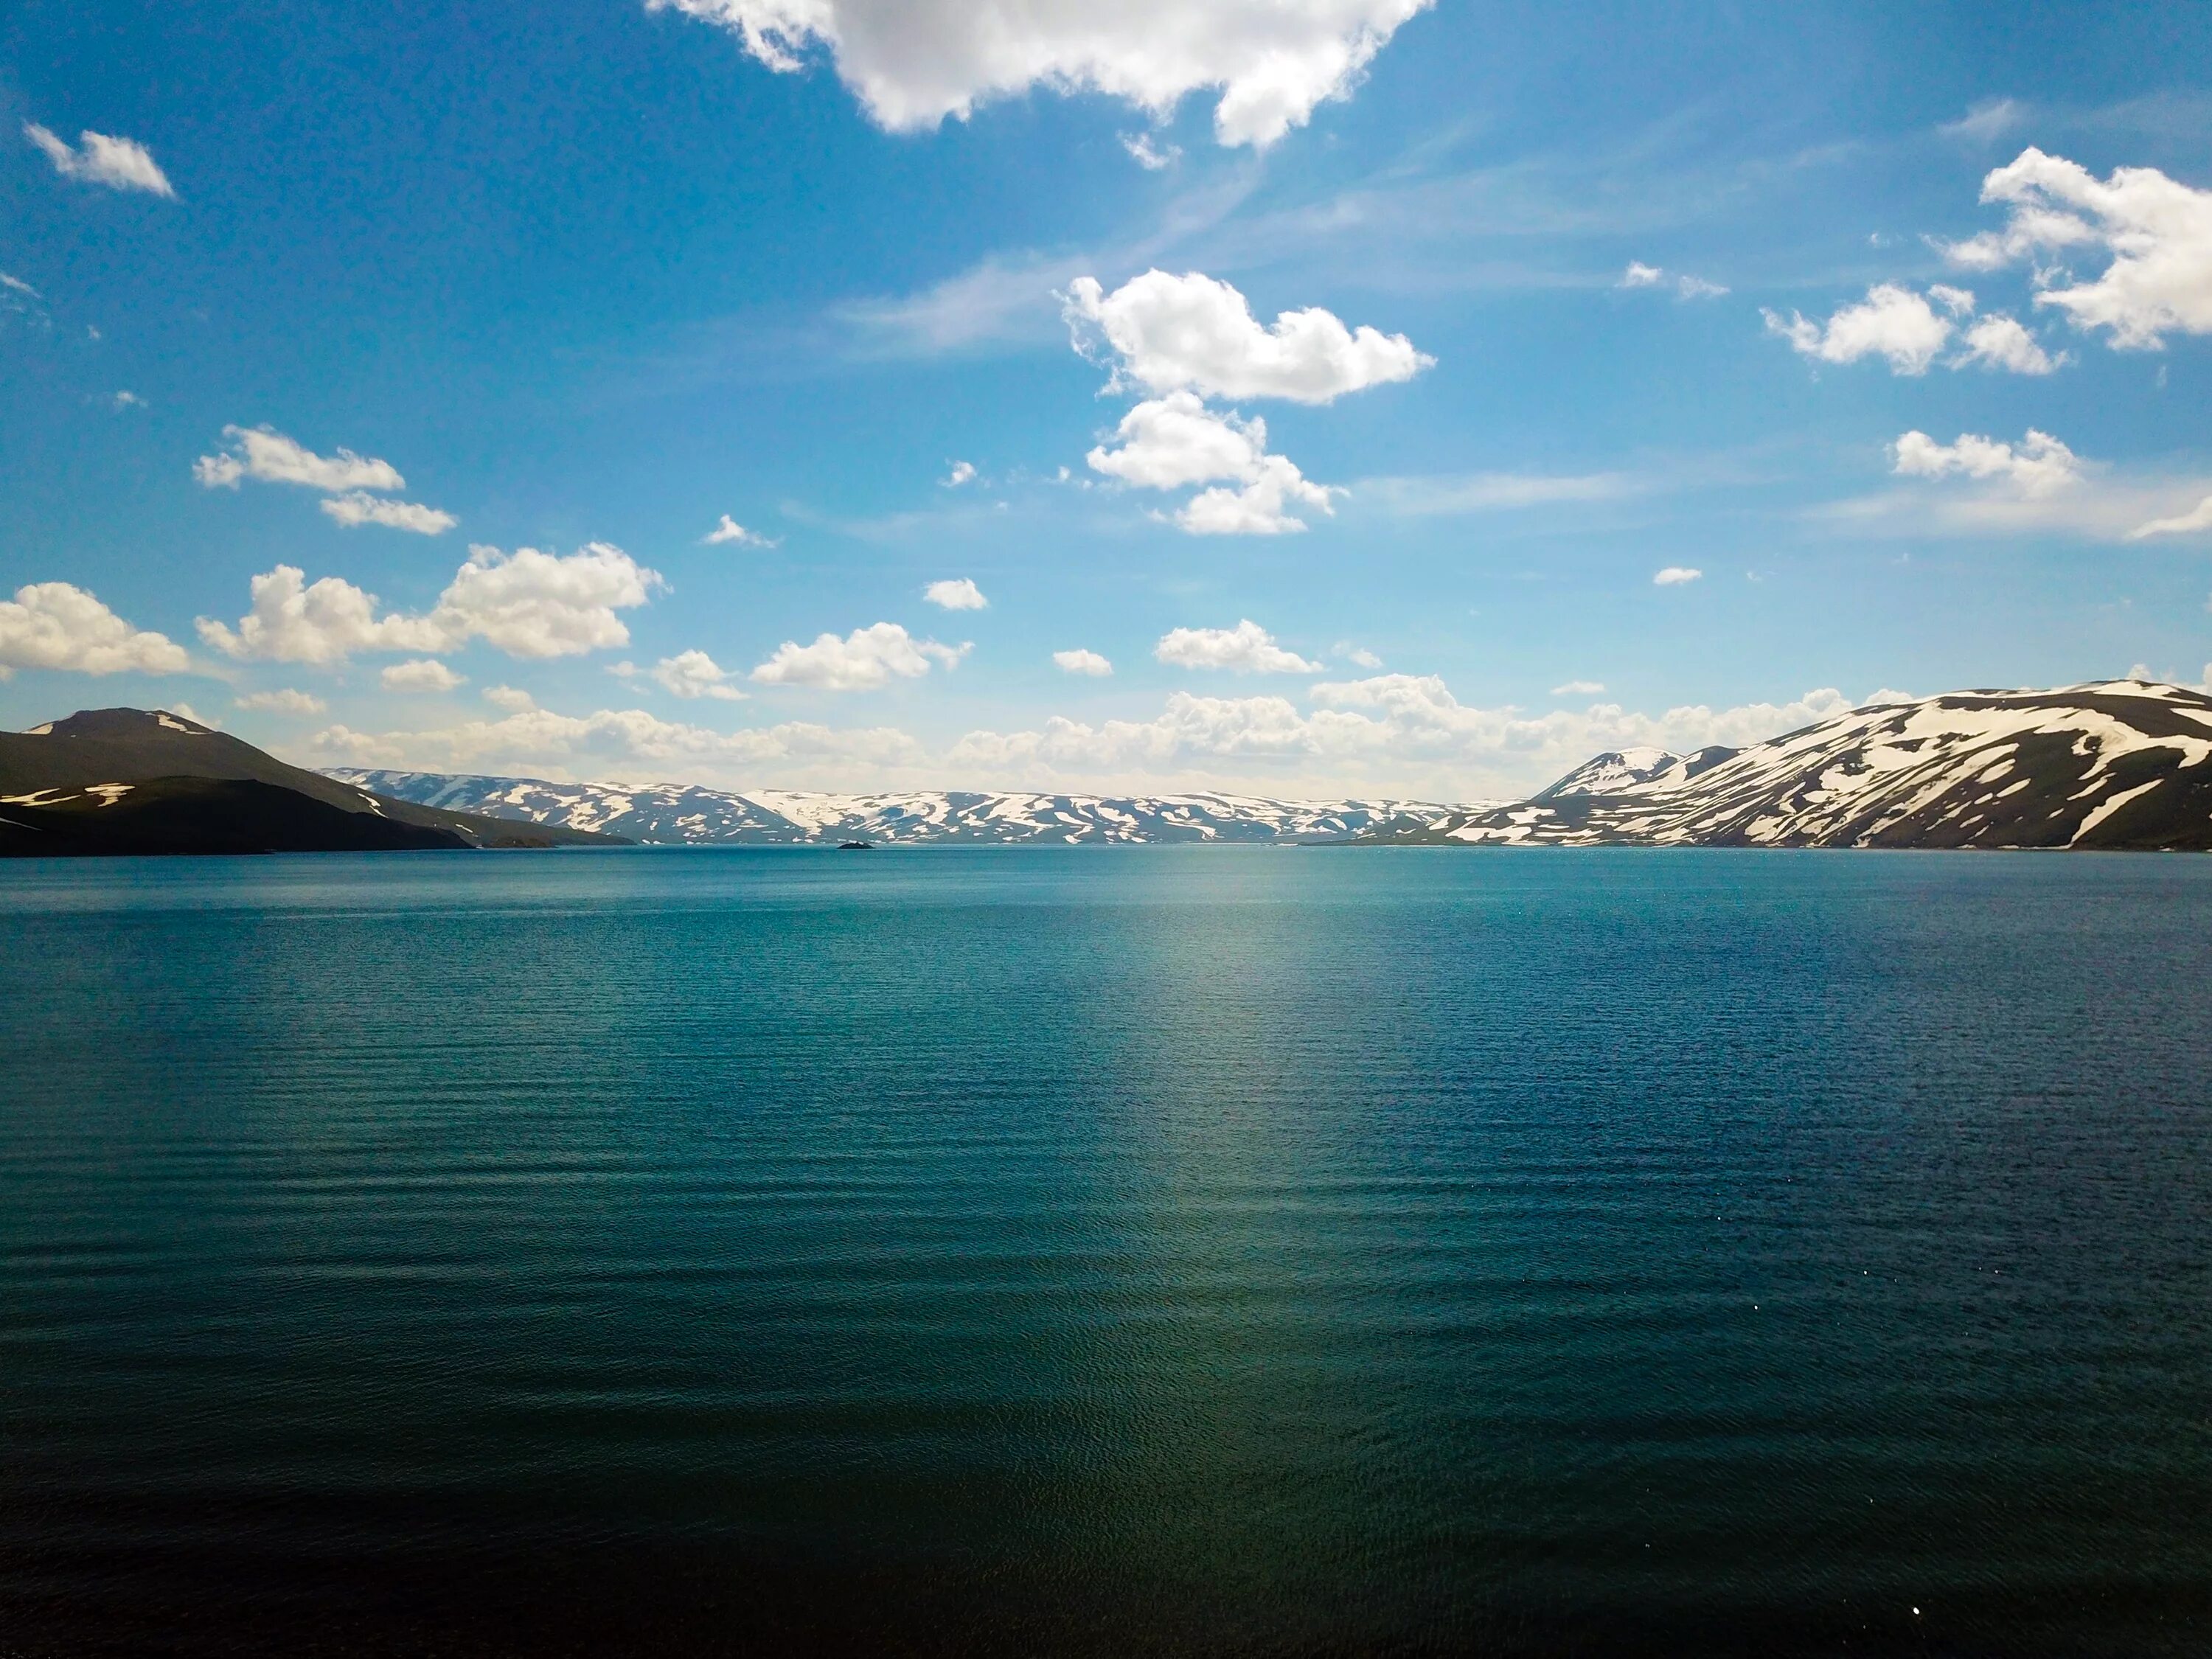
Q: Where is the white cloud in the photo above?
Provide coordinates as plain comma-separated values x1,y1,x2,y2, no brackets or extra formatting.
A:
197,566,444,664
647,0,1433,149
483,684,538,712
2128,493,2212,540
1155,619,1321,673
1178,455,1337,534
1952,313,2065,374
1064,269,1429,403
1943,149,2212,348
1652,566,1703,585
1084,394,1265,491
1087,392,1267,489
751,622,969,690
942,459,978,487
1084,392,1338,535
311,705,925,787
23,123,175,196
1054,648,1113,675
1,271,40,298
165,703,219,730
924,577,988,610
382,659,467,693
1121,131,1180,170
1762,283,1964,375
0,582,191,678
1940,98,2024,145
193,425,406,493
1339,645,1382,668
234,688,327,715
1891,428,2081,498
703,513,776,546
1551,679,1605,696
949,675,1868,798
112,390,145,411
1621,262,1726,299
197,543,664,664
320,492,457,535
651,649,747,700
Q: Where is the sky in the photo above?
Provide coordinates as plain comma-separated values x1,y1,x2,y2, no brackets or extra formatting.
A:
4,0,2212,800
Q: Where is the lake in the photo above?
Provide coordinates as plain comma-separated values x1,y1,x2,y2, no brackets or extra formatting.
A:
1,847,2208,1656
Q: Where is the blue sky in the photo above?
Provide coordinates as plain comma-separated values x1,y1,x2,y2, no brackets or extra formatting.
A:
4,0,2211,797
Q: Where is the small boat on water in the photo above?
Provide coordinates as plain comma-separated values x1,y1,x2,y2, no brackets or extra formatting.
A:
838,840,874,850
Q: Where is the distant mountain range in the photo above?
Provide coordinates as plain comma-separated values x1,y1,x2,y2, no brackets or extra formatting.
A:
336,681,2212,852
1354,681,2212,851
321,771,1457,844
1,709,622,857
7,682,2209,858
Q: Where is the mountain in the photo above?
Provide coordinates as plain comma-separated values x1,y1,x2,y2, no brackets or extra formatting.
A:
1,709,626,856
1355,681,2212,851
325,770,1467,844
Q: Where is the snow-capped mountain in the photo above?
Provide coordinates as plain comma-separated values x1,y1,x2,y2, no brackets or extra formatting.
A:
1531,743,1737,800
1367,681,2212,850
322,771,1471,844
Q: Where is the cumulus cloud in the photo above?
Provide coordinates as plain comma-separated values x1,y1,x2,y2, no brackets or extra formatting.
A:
1952,313,2065,374
234,688,327,716
948,674,1869,797
1084,392,1336,534
0,582,191,678
1552,679,1605,696
924,577,988,610
703,514,776,546
193,425,406,493
197,543,664,664
1054,648,1113,675
1891,429,2081,498
23,123,175,196
1941,148,2212,348
483,685,538,712
321,493,457,535
1178,456,1337,534
1339,645,1382,668
1652,567,1703,586
1065,269,1429,403
647,0,1433,149
1762,283,1969,375
192,425,454,532
942,459,978,487
1155,619,1321,673
651,649,747,700
2128,493,2212,540
312,704,925,785
382,659,467,692
1619,261,1663,288
1087,392,1267,489
751,622,969,690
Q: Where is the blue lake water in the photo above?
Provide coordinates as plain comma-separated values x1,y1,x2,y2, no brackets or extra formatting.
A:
1,846,2208,1657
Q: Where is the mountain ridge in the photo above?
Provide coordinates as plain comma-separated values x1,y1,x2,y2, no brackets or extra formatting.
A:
330,680,2212,852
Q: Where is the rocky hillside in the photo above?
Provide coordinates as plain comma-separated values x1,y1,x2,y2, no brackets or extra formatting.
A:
324,771,1462,844
1359,681,2212,851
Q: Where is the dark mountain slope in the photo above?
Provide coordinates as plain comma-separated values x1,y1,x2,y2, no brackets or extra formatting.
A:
0,777,470,857
1,709,625,855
